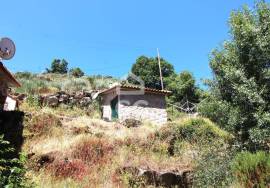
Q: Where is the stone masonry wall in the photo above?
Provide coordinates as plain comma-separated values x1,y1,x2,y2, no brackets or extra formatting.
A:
118,94,168,125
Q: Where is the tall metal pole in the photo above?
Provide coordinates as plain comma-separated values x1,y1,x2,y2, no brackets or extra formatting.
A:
157,48,164,90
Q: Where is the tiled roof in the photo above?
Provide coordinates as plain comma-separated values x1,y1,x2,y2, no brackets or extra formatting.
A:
99,84,172,95
0,62,21,87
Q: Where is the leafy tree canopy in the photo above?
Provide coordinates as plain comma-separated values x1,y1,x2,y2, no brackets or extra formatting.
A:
200,1,270,150
70,67,84,78
128,56,175,89
167,71,201,103
46,59,68,74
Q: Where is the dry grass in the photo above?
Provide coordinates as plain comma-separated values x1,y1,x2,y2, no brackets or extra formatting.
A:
71,136,114,165
23,107,199,187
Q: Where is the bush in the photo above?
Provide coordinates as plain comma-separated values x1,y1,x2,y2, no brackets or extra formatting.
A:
0,135,29,187
27,113,62,136
72,137,114,165
87,76,118,90
49,159,87,180
61,78,91,92
171,118,233,144
70,67,84,78
26,95,40,107
232,151,270,187
15,72,34,79
193,143,235,187
123,119,142,128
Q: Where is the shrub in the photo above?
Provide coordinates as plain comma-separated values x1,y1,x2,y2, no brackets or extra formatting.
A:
70,67,84,78
49,159,87,180
15,71,33,79
166,107,186,121
87,76,118,90
0,135,29,187
26,95,40,107
171,117,233,144
232,151,270,187
123,119,142,128
61,78,91,92
27,113,62,136
16,79,49,95
193,143,235,187
119,171,146,188
72,137,114,165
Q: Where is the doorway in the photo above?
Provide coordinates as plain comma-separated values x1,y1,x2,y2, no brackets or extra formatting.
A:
110,96,118,119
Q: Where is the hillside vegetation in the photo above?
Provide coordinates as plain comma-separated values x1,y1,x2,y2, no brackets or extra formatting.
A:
2,1,270,187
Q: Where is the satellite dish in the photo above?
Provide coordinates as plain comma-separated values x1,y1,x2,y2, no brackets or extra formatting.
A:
0,38,16,60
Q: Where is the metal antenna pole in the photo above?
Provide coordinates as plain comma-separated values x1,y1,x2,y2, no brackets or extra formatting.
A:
157,48,164,90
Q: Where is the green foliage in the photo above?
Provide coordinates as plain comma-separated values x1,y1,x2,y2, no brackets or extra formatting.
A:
61,78,91,92
120,172,145,188
129,56,175,89
87,75,118,90
70,67,84,78
171,118,233,144
166,107,186,121
26,94,39,105
0,135,29,187
201,1,270,150
193,143,235,187
15,79,49,95
15,72,34,79
167,71,201,103
232,151,270,187
46,59,68,74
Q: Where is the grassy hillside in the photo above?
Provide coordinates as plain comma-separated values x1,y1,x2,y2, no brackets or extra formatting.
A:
8,73,269,187
14,72,118,95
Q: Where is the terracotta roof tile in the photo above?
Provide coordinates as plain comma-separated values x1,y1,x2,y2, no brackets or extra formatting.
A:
99,84,171,95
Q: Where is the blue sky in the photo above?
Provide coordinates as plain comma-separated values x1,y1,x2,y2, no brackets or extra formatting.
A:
0,0,257,83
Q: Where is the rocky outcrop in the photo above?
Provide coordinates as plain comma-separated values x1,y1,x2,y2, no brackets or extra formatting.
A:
119,166,193,188
39,91,98,108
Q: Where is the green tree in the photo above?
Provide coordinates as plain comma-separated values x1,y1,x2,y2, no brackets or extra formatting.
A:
167,71,201,103
70,67,84,78
129,56,175,89
200,1,270,150
46,59,68,74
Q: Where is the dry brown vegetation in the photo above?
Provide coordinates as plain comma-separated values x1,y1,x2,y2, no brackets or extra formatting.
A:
22,109,201,187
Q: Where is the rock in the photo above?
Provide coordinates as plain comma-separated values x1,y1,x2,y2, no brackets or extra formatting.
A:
75,91,84,99
122,119,142,128
119,166,193,188
59,94,69,103
17,93,27,101
39,90,97,108
79,97,91,107
30,151,60,170
140,169,159,186
158,172,182,187
44,96,59,107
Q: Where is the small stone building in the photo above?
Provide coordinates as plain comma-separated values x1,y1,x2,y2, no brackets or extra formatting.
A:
0,62,21,110
99,85,171,125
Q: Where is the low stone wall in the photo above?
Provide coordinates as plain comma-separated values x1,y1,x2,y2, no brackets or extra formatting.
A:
39,91,98,108
0,111,24,155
